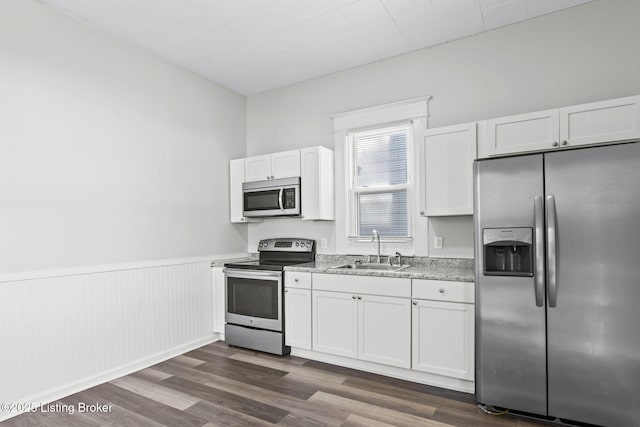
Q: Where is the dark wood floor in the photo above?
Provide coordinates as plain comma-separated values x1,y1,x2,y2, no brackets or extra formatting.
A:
4,341,549,426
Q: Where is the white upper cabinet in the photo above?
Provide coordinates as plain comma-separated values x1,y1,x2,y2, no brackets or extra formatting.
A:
560,96,640,147
229,158,262,223
244,154,272,182
230,146,334,223
485,109,560,156
301,146,334,220
480,95,640,158
245,149,300,182
421,122,477,216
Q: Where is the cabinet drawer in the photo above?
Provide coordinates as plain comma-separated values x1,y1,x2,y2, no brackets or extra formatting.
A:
313,273,411,298
285,271,311,289
412,279,474,304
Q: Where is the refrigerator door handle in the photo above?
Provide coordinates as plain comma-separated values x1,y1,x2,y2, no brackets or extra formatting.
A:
534,196,545,307
546,195,558,308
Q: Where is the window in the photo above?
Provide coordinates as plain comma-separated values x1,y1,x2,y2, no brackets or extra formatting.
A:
347,123,412,240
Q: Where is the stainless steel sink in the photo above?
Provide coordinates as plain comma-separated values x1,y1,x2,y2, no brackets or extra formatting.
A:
332,263,410,272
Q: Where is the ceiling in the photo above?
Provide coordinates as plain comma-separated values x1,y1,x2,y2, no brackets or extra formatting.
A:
36,0,593,96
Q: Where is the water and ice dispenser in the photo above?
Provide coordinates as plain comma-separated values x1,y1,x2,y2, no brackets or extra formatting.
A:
483,228,533,276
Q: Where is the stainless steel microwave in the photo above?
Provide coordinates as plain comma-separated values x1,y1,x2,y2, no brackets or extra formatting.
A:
242,177,301,217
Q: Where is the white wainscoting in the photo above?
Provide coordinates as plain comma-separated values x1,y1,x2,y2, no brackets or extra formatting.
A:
0,254,244,422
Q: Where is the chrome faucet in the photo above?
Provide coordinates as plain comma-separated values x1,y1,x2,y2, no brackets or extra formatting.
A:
371,229,381,263
390,251,402,266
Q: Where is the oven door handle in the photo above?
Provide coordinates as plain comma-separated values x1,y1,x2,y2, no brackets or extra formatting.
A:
224,268,283,279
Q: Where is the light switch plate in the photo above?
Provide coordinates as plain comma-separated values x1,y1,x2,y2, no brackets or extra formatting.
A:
434,236,443,249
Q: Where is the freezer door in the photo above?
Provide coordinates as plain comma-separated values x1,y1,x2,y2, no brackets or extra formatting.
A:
545,142,640,427
474,155,547,414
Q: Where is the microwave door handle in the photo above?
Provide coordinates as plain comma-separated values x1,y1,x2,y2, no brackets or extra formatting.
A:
278,188,284,210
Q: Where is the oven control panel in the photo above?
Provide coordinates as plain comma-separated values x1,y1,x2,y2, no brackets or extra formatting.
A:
258,238,315,252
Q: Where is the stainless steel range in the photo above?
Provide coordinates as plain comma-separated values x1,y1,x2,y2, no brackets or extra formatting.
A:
224,238,315,355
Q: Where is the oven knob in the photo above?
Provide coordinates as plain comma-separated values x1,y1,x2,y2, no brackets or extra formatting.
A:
295,242,299,247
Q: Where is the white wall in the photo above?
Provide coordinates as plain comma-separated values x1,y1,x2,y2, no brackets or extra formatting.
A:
246,0,640,257
0,0,248,273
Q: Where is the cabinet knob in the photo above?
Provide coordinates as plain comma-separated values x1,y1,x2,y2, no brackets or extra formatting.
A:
294,278,299,282
561,140,568,146
419,210,425,216
552,141,559,147
412,301,418,306
357,296,362,300
352,295,356,299
284,289,288,293
267,176,271,179
439,288,445,293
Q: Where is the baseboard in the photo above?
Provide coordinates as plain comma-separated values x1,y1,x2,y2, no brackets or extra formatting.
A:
291,348,474,394
0,335,221,422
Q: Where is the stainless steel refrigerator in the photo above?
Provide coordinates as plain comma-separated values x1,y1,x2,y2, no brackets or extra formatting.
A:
474,141,640,427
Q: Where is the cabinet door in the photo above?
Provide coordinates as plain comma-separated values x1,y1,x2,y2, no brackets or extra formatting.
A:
229,159,246,223
212,267,225,333
486,109,559,156
300,146,334,220
358,295,411,369
285,288,311,349
271,149,301,179
312,290,358,358
560,95,640,148
412,299,474,380
422,123,476,216
245,154,272,182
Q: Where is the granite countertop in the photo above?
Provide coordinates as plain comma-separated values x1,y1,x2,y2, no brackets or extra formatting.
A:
285,256,475,282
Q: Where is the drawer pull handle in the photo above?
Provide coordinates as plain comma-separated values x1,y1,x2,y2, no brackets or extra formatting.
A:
439,288,445,293
412,301,418,306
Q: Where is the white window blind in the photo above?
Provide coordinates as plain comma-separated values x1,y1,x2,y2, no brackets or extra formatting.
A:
348,124,411,239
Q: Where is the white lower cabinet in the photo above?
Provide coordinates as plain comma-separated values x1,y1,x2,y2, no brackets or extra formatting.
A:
211,267,225,334
411,279,475,381
312,273,411,369
285,271,312,350
358,294,411,368
312,290,358,358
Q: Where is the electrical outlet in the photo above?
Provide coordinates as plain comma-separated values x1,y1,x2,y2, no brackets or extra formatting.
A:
320,238,328,249
434,236,443,249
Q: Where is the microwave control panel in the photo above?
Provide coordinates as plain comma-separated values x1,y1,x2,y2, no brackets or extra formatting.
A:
283,188,296,208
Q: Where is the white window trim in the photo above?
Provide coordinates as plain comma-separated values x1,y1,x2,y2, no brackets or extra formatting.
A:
332,96,431,256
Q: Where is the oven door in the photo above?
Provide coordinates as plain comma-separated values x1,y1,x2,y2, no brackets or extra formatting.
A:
225,269,283,331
